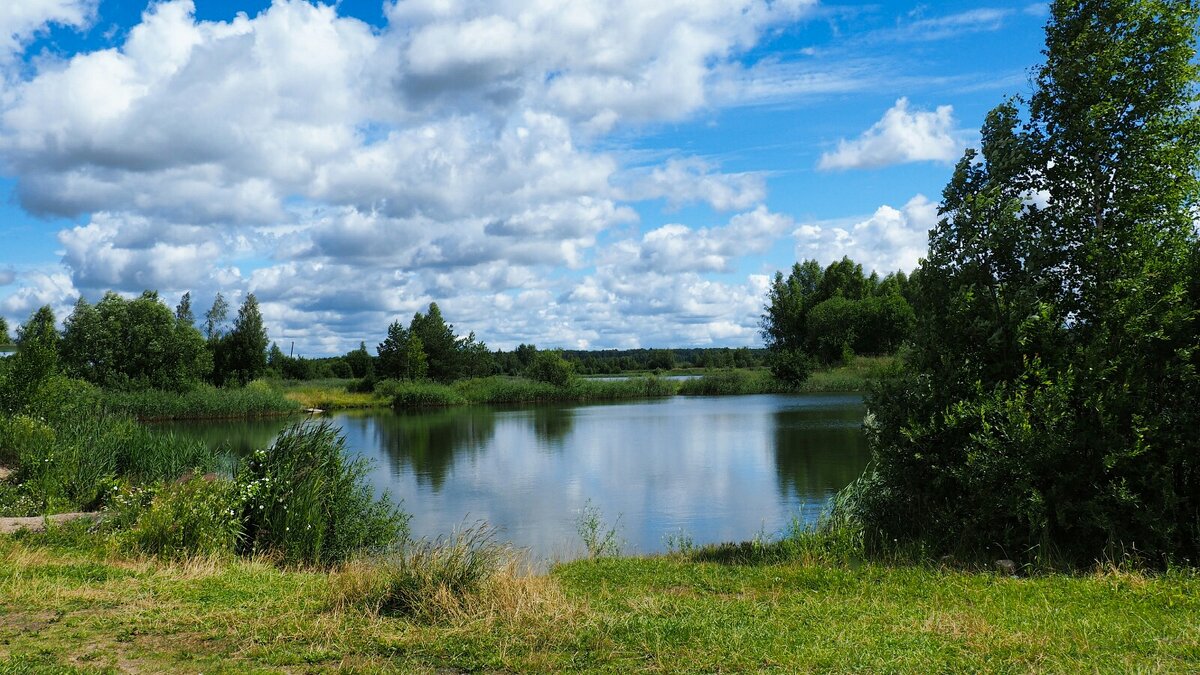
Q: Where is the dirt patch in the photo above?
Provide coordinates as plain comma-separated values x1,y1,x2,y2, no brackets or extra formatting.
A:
0,512,102,534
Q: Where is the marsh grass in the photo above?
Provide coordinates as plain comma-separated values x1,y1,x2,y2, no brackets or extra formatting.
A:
238,421,408,566
676,369,784,396
6,414,222,516
103,381,299,421
329,523,517,621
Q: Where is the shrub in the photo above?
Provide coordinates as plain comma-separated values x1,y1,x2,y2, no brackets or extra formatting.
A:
525,350,574,387
767,349,815,387
124,473,242,559
238,422,408,565
0,415,55,467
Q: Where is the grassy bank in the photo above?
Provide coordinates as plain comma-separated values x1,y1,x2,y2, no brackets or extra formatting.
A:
102,382,300,421
1,523,1196,672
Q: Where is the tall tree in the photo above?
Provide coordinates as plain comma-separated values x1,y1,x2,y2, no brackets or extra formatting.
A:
204,293,229,340
409,303,459,383
215,294,269,386
0,316,10,345
175,291,195,326
860,0,1200,565
2,306,60,412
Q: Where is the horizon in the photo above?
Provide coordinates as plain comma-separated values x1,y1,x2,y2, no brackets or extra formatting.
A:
0,0,1048,355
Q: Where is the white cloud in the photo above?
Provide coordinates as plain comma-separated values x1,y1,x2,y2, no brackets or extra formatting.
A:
619,158,766,211
617,206,792,273
0,270,77,320
793,194,936,274
0,0,94,64
818,98,962,171
0,0,863,353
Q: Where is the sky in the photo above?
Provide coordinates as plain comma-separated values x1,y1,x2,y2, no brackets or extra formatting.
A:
0,0,1050,355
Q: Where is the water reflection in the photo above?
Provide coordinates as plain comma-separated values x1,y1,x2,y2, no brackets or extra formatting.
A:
367,408,496,489
162,395,870,560
772,402,869,503
152,415,298,456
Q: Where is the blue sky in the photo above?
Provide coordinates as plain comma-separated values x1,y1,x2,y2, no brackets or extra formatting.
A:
0,0,1049,354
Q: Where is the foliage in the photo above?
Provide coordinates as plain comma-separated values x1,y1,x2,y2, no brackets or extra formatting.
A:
0,316,9,344
676,369,783,396
1,306,60,413
766,348,815,387
762,257,915,370
212,294,269,387
238,421,408,566
859,0,1200,567
576,499,622,559
123,473,242,559
60,291,211,391
344,342,374,379
377,321,427,381
524,350,575,386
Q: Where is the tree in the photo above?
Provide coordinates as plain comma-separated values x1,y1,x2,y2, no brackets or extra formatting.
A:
526,350,574,386
763,256,914,367
377,322,409,379
204,293,229,340
214,294,269,386
175,291,195,326
409,303,459,383
345,341,374,379
859,0,1200,565
2,306,60,412
403,335,428,380
0,316,10,345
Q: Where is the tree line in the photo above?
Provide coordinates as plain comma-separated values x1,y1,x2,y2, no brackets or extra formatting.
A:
761,257,916,383
0,291,269,409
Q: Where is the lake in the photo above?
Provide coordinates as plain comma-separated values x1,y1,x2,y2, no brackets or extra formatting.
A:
162,393,869,562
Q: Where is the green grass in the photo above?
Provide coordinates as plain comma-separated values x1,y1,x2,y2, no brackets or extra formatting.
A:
102,381,301,421
1,523,1196,672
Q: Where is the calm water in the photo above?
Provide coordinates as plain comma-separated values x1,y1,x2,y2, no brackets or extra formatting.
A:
162,394,868,561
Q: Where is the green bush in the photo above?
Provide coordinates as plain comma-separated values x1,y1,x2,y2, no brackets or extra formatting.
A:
524,351,575,387
238,422,408,566
124,473,242,559
767,349,815,387
379,379,467,407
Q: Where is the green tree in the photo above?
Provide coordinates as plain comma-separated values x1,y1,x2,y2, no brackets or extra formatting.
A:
345,341,374,379
2,306,60,412
204,293,229,340
0,316,10,345
175,291,195,326
526,350,574,386
377,321,410,379
860,0,1200,565
409,303,459,383
215,294,269,386
403,335,428,380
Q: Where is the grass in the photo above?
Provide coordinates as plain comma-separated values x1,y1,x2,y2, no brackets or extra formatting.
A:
102,381,300,421
1,521,1197,672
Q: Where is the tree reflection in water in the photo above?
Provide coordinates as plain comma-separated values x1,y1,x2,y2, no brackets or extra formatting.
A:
771,401,869,511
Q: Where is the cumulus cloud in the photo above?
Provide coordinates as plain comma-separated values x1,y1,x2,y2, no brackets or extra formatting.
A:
619,158,767,211
611,206,793,273
793,194,937,274
0,270,77,319
0,0,847,352
0,0,95,63
818,98,962,171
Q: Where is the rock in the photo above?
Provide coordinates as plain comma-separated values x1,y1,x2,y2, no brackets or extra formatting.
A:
995,559,1018,576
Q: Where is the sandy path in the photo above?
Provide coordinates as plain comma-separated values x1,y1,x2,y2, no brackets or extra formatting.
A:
0,512,102,534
